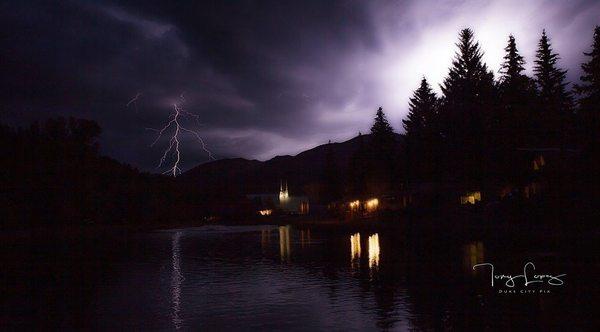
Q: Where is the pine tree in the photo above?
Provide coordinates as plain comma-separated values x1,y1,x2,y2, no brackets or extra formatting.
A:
574,26,600,166
403,77,438,138
440,28,495,134
497,35,537,145
499,35,525,85
441,28,494,106
403,77,439,182
370,106,396,159
533,30,573,145
439,28,495,180
534,30,573,115
369,107,396,192
371,107,394,138
574,26,600,124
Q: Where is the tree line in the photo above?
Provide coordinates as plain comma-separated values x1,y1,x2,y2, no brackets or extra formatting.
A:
334,27,600,205
0,118,212,228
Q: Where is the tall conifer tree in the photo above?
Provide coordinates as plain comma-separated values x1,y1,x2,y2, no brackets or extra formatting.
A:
403,77,439,181
369,107,396,192
439,28,495,180
500,35,525,85
574,26,600,173
403,77,438,138
533,30,573,121
497,35,537,146
574,26,600,129
371,107,394,139
533,30,574,146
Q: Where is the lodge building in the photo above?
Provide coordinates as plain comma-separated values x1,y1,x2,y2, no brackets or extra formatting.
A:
247,181,309,215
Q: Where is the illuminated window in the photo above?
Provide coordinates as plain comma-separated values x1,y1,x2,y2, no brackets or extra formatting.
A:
460,191,481,205
258,209,272,216
365,198,379,212
533,155,545,171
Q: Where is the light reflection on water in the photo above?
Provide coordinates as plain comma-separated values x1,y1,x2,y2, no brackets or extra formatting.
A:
350,232,380,270
171,231,184,330
279,225,291,261
463,241,485,274
350,233,361,269
79,224,586,330
368,233,380,269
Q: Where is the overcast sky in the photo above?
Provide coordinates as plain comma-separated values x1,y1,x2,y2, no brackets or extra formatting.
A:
2,0,599,172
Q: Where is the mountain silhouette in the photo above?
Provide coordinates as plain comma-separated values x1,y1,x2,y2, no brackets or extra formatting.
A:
181,133,403,200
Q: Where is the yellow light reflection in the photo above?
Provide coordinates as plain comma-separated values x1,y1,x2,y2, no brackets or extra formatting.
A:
368,233,380,269
463,241,485,275
279,225,291,261
350,233,361,268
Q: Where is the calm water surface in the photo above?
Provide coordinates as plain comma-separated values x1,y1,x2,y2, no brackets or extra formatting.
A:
3,224,598,330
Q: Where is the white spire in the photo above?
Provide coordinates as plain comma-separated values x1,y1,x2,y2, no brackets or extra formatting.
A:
279,179,289,202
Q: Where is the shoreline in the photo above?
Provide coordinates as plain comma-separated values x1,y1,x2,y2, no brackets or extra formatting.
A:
3,214,597,245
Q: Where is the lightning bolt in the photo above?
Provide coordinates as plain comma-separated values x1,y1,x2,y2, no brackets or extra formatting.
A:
133,93,214,177
126,92,143,112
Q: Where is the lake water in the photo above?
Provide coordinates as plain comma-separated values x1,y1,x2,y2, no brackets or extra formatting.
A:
2,224,598,330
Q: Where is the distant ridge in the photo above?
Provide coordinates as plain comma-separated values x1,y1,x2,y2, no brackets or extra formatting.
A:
181,133,403,198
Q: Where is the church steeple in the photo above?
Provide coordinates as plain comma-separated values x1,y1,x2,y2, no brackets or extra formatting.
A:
279,179,289,202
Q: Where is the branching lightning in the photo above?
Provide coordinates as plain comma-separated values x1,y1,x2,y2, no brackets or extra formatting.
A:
131,93,215,177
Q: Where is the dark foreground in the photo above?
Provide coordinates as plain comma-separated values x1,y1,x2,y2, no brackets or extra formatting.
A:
1,221,598,331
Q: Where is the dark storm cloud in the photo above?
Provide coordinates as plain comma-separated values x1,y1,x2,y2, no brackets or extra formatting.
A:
2,0,599,172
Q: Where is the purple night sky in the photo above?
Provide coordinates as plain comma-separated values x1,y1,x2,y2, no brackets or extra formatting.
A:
2,0,599,172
